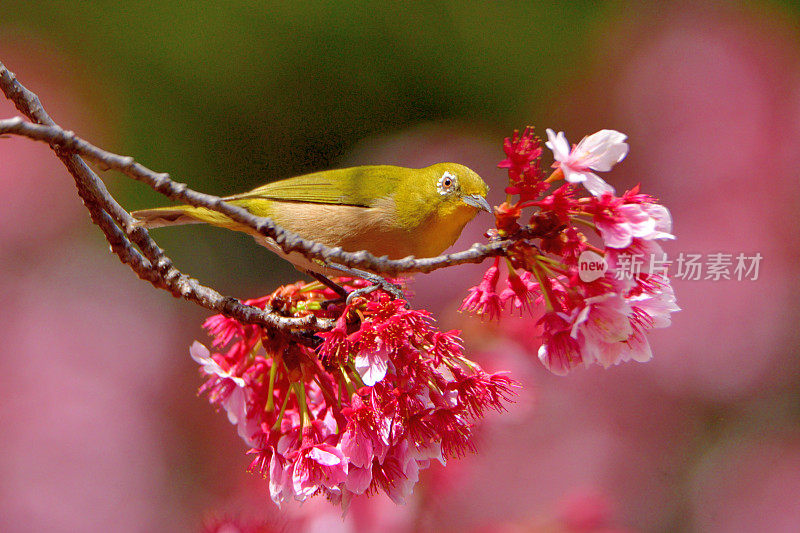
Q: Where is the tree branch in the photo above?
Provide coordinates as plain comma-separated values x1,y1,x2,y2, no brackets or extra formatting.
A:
0,61,329,344
0,59,523,340
0,113,509,275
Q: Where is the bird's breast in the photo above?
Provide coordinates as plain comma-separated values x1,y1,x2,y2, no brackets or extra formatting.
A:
265,197,418,259
414,203,479,258
258,197,477,261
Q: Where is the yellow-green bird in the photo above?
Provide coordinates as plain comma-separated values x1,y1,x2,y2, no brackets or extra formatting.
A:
132,163,491,280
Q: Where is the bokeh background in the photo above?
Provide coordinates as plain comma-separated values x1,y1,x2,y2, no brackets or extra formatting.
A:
2,2,800,531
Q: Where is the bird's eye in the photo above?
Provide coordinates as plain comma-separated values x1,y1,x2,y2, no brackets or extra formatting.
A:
437,171,458,196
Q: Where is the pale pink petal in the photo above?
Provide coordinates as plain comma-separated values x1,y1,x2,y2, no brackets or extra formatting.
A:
576,334,602,368
309,447,344,467
340,430,373,469
355,347,389,386
627,335,653,363
189,341,246,387
561,167,592,184
189,341,212,366
581,172,616,196
277,428,301,456
597,219,634,249
579,129,628,153
538,344,571,376
344,465,373,494
578,295,634,345
570,304,594,339
410,440,446,467
269,453,291,506
631,284,681,328
292,466,318,499
321,407,338,436
576,129,629,171
384,440,421,505
222,386,246,425
235,409,261,448
619,204,657,238
594,341,626,367
546,128,571,161
642,203,675,239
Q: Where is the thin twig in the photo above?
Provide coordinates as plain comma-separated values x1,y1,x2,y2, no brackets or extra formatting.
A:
0,60,535,340
0,61,329,343
0,115,510,275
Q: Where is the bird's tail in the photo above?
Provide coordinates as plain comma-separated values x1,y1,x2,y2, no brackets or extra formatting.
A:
130,205,234,229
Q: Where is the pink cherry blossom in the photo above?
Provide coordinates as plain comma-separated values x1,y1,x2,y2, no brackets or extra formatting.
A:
537,312,584,376
339,395,390,470
499,270,540,316
460,261,504,320
545,128,629,196
379,438,422,504
190,341,255,443
191,282,515,507
593,198,675,249
354,345,389,386
570,294,651,368
190,341,246,388
629,281,680,329
292,440,349,498
461,126,678,377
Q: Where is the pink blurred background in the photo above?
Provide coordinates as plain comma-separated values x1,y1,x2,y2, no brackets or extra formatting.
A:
2,3,800,532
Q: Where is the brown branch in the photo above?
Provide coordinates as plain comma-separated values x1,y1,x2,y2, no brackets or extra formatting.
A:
0,61,329,344
0,59,524,340
0,116,509,276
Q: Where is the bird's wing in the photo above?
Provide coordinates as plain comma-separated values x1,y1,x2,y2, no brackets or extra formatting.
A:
225,165,405,207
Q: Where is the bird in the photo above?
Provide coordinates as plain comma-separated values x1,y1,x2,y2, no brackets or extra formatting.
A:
131,163,491,296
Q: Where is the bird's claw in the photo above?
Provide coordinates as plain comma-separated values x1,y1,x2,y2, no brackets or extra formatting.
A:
380,281,408,304
345,284,381,305
320,263,408,307
345,279,407,307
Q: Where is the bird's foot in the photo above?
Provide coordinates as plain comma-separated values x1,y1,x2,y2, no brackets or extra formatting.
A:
345,278,406,305
319,264,408,307
345,283,382,305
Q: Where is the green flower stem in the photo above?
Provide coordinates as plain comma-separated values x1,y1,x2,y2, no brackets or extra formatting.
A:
339,366,357,398
570,216,597,231
294,382,311,428
532,261,556,312
264,352,282,412
347,361,366,389
270,391,291,431
536,254,569,271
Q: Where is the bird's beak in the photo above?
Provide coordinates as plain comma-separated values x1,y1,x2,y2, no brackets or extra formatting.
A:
462,194,493,213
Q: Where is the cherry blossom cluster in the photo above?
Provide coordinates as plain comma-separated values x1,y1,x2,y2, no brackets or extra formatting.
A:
190,280,515,508
460,127,679,375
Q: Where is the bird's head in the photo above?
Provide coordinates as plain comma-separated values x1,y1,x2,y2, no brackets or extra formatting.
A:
423,162,491,217
390,163,491,257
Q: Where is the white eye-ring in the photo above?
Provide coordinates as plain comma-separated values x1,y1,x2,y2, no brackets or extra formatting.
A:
437,171,458,195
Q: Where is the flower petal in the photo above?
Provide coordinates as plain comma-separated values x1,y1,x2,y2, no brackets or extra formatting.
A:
344,465,372,494
309,447,344,467
545,128,571,162
642,203,674,238
619,204,657,238
573,129,629,171
355,348,389,386
581,172,616,196
597,219,634,249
